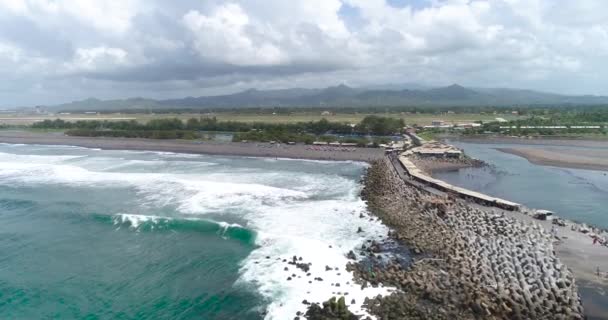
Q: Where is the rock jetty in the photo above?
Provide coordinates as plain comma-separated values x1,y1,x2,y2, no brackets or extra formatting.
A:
352,158,584,319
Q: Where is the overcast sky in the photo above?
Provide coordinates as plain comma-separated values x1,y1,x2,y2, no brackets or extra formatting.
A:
1,0,607,107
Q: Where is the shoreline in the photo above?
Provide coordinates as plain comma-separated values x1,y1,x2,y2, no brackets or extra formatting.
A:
496,147,608,172
453,135,608,149
0,130,384,163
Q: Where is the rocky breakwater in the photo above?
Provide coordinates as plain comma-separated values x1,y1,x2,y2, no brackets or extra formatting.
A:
409,154,486,174
353,158,584,319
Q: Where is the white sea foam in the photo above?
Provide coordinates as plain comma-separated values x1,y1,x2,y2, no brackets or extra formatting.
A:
0,146,393,319
236,200,391,320
115,213,161,229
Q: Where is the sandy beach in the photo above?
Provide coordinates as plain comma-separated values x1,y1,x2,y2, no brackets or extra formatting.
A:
0,130,384,162
455,136,608,149
497,147,608,172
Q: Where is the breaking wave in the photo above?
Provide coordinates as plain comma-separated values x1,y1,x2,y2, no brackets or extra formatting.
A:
0,143,392,319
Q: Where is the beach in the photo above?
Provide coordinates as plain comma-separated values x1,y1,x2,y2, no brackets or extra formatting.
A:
456,136,608,149
0,130,384,162
497,147,608,172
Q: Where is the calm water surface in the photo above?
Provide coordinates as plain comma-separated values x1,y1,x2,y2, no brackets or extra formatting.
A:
434,141,608,229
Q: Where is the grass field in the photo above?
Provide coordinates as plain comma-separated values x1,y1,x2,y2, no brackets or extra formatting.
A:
0,112,522,126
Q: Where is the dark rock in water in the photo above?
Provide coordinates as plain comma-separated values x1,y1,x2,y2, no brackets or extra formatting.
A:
305,297,358,320
347,250,357,260
284,267,289,271
351,299,356,305
357,227,363,233
287,277,292,281
299,256,303,261
302,300,310,305
266,256,270,259
325,266,333,271
296,262,310,273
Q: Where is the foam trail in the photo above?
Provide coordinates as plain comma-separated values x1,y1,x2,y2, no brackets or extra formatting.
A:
235,200,392,319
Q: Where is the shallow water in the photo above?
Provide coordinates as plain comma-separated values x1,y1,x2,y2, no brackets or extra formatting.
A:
434,141,608,229
0,143,390,319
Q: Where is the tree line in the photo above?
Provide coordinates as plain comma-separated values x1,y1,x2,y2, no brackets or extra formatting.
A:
463,113,608,136
33,115,404,137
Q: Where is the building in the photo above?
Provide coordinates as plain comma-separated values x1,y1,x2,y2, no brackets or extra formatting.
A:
403,142,463,159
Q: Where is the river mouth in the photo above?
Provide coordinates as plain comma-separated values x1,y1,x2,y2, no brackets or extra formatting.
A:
578,281,608,320
437,140,608,229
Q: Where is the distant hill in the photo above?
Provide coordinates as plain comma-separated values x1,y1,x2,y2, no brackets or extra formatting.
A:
48,84,608,111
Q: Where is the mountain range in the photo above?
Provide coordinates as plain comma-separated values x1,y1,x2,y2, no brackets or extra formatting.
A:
48,84,608,111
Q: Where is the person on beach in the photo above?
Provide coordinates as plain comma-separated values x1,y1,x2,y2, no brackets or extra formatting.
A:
551,226,558,238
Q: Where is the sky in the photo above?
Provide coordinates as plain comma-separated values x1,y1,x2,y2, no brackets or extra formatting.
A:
1,0,607,107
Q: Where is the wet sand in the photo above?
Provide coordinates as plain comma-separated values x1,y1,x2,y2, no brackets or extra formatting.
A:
456,136,608,149
0,130,384,162
496,147,608,172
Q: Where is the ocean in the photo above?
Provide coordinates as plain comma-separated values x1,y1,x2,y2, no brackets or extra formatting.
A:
435,141,608,229
0,144,389,319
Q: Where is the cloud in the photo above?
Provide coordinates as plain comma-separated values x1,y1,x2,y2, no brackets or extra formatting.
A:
0,0,607,106
182,4,287,66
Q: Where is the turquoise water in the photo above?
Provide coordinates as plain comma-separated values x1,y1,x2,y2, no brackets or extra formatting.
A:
0,144,389,319
435,141,608,229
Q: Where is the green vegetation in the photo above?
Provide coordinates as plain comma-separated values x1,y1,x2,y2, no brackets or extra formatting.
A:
417,128,441,141
0,109,522,127
32,116,403,144
464,112,608,136
33,116,402,135
65,129,199,139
